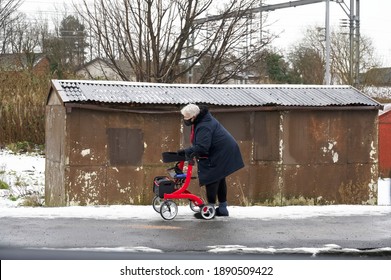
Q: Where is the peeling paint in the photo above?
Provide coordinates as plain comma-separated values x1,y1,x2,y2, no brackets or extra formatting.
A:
332,152,339,163
81,149,91,157
72,171,99,206
369,141,377,162
368,141,378,203
46,103,380,207
321,141,339,163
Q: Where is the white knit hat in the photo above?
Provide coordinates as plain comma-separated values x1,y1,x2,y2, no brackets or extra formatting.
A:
181,104,200,119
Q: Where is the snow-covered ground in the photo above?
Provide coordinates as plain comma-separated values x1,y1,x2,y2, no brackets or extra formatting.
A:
0,150,391,220
0,149,45,208
1,148,390,219
0,147,391,225
1,148,391,258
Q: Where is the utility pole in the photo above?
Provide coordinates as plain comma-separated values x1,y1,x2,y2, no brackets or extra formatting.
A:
188,0,360,85
337,0,360,86
325,0,331,85
355,0,360,87
350,0,354,84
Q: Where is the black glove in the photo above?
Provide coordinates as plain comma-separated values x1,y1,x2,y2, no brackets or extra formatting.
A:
177,149,185,156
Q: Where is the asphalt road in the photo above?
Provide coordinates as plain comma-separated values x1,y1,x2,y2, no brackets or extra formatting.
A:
1,212,391,259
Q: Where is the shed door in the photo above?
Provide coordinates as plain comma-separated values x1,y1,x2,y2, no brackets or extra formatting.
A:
107,128,143,166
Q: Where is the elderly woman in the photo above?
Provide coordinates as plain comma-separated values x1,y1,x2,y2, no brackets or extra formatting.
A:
178,104,244,217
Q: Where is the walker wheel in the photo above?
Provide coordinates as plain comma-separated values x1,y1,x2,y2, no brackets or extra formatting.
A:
200,204,215,220
189,200,201,212
160,200,178,220
152,196,162,213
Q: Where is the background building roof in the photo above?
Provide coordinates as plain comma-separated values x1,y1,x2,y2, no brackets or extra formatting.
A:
51,79,382,108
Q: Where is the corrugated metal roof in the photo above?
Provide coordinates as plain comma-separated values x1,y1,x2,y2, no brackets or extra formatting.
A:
51,79,382,108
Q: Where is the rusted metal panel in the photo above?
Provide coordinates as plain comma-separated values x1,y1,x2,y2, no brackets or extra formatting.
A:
106,166,146,204
67,109,107,166
347,111,378,164
283,164,346,204
65,166,107,205
213,112,251,141
344,163,377,204
283,111,378,165
142,113,181,164
61,108,184,206
107,128,143,165
50,106,379,206
379,111,391,177
282,162,377,205
283,111,348,165
239,163,280,205
253,111,280,161
280,110,378,205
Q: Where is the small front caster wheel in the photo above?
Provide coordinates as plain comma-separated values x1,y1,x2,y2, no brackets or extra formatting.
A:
160,200,178,220
189,200,202,212
200,204,215,220
152,196,162,213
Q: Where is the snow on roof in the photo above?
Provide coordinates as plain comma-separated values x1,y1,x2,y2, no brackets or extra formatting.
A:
379,103,391,115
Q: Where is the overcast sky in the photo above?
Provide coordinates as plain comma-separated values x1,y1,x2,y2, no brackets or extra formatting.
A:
19,0,391,67
265,0,391,66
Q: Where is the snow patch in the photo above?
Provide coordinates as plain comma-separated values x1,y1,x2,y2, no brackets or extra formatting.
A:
207,244,391,257
41,246,163,253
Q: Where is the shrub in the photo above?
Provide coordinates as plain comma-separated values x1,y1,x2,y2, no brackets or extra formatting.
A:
20,195,44,207
0,180,9,190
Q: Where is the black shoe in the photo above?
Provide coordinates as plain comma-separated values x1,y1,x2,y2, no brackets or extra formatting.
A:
215,207,229,217
194,212,203,219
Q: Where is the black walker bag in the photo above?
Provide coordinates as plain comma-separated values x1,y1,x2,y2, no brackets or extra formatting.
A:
153,176,176,198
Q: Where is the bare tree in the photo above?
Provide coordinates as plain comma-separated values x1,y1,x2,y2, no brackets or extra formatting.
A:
330,30,379,84
290,25,379,85
0,0,24,53
288,45,324,84
7,14,48,54
0,0,22,28
74,0,275,83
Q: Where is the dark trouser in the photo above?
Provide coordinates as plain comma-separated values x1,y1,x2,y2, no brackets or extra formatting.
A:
205,178,227,204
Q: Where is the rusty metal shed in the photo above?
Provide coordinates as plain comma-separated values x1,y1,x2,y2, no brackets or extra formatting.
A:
46,80,383,206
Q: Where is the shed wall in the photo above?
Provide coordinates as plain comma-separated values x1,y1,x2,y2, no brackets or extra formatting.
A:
61,108,183,205
45,91,67,206
45,104,379,206
280,110,378,205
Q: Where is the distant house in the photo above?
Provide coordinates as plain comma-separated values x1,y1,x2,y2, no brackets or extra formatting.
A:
46,80,383,207
361,67,391,101
0,53,50,74
362,67,391,86
76,58,135,81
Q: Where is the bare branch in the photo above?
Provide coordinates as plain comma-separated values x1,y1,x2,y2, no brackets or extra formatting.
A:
74,0,275,83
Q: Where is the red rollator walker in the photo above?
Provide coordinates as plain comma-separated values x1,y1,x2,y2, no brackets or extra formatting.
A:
152,152,216,220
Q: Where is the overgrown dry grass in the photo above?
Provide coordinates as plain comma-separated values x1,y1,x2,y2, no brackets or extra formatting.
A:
0,71,51,146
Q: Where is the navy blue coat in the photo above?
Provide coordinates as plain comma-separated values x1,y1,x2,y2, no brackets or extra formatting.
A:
184,108,244,186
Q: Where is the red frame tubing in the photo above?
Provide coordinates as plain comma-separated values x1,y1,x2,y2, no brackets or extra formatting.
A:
163,162,204,206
